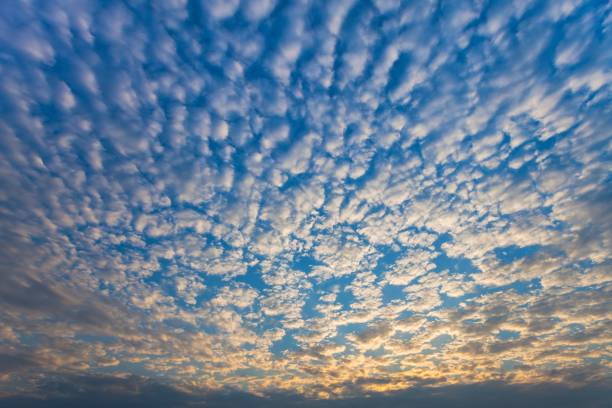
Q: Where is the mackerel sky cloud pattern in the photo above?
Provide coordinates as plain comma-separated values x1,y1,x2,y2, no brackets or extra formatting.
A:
0,0,611,405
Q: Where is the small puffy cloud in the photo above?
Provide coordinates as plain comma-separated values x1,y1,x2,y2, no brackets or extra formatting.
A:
211,284,258,309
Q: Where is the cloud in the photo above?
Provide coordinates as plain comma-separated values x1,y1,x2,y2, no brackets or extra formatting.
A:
1,376,610,408
0,0,610,402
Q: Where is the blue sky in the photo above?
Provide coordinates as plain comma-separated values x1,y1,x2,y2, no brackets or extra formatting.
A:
0,0,610,405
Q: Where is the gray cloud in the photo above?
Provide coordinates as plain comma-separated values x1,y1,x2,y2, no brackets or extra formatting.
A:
1,376,610,408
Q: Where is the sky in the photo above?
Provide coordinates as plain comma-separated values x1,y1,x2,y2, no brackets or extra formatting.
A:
0,0,610,406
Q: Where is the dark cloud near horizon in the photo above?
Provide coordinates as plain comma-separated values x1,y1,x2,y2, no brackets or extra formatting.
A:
1,376,610,408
